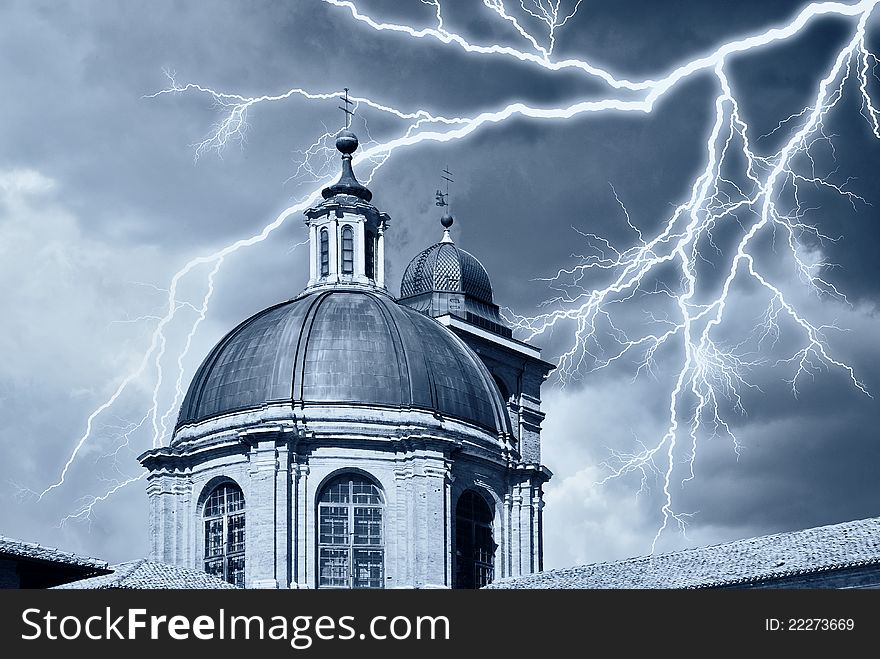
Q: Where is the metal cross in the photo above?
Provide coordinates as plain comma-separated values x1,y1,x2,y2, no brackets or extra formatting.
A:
338,87,354,129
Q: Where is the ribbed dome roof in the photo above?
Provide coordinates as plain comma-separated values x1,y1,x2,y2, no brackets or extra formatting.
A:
400,242,494,304
176,290,510,435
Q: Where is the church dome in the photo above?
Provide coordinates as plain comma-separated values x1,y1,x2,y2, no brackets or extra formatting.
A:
176,289,511,435
400,241,494,304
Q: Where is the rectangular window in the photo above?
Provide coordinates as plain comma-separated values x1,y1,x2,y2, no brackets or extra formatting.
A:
341,226,354,275
320,229,329,276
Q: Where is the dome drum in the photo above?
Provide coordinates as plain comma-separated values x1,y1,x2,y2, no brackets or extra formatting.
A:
169,401,515,457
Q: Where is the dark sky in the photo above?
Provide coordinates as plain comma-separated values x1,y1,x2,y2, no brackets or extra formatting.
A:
1,0,879,570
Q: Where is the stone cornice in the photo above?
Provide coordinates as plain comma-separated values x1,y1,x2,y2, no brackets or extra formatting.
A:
304,195,391,227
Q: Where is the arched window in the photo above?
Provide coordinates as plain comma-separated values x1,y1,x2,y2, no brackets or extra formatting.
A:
203,482,245,587
320,228,329,277
318,473,384,588
365,229,375,279
341,225,354,275
454,490,495,589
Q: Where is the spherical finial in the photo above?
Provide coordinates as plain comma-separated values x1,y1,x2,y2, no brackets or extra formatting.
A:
440,213,454,228
336,129,359,155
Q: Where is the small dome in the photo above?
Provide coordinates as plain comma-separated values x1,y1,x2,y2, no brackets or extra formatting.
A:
400,242,494,304
177,290,510,434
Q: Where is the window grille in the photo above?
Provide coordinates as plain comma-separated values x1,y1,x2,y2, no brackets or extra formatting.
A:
341,226,354,275
318,474,384,588
203,482,246,587
320,228,329,276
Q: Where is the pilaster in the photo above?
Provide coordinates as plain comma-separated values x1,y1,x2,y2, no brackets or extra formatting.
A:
377,225,385,288
308,223,317,285
329,216,339,280
355,219,366,279
246,438,279,589
275,443,291,588
293,461,311,588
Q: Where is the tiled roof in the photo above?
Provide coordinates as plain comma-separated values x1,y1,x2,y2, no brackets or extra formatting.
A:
400,242,495,304
486,516,880,589
53,559,239,589
0,535,108,570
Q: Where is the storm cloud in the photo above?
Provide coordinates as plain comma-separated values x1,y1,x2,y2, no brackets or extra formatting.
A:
1,0,878,570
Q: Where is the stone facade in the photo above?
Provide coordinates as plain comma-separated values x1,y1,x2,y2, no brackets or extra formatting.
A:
140,402,549,588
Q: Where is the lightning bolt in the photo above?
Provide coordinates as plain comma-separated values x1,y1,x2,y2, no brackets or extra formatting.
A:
58,473,148,529
154,259,224,448
39,0,879,553
482,0,584,57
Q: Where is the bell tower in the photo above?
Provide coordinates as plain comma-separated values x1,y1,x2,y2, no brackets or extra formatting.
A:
398,210,556,575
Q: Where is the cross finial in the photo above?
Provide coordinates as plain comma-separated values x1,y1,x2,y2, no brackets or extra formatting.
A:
338,87,354,130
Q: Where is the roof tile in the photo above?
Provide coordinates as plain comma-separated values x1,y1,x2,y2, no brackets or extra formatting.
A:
53,559,239,589
0,535,108,570
486,516,880,589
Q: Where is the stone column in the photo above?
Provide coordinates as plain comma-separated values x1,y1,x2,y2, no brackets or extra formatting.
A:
275,443,291,588
247,440,279,589
420,456,450,587
502,493,513,579
512,490,523,577
392,465,410,588
293,461,310,588
518,482,534,574
355,220,366,280
173,479,193,567
146,475,163,561
532,488,543,573
146,473,179,563
376,226,385,288
444,468,453,586
180,478,194,569
393,463,417,587
329,217,339,281
308,223,317,285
